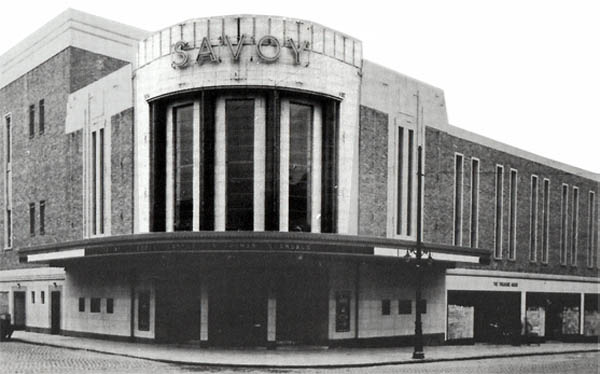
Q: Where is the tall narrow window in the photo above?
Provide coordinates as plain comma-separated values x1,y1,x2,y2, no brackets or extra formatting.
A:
470,158,480,248
4,115,12,249
173,105,194,231
138,291,150,331
28,104,35,138
508,169,518,260
39,200,45,235
396,127,404,235
494,165,504,259
226,99,254,230
453,153,464,246
29,203,35,236
99,129,105,234
571,187,579,266
406,129,414,236
560,184,569,265
289,102,312,232
588,191,596,268
38,99,44,135
541,179,550,263
92,131,97,234
529,176,539,262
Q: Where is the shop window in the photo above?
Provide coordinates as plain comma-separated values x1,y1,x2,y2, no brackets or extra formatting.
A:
79,297,85,312
494,165,504,259
381,299,391,315
106,298,114,314
453,153,464,246
470,158,480,248
138,291,150,331
398,299,412,314
91,298,101,313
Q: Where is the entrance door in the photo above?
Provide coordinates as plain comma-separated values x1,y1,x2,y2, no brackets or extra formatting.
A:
209,269,267,346
13,291,25,329
50,291,60,334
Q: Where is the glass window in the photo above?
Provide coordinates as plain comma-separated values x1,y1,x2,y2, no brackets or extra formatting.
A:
39,200,45,235
31,291,35,304
174,105,194,231
561,184,569,265
542,179,550,263
530,176,539,262
398,299,411,314
138,291,150,331
470,158,479,248
588,192,596,268
571,187,579,266
29,104,35,138
29,203,35,236
226,99,254,231
289,102,312,232
454,154,463,246
106,298,114,314
91,297,100,313
495,166,504,258
396,127,404,235
41,291,45,304
39,99,45,135
406,130,414,236
509,169,518,260
381,299,391,315
79,297,85,312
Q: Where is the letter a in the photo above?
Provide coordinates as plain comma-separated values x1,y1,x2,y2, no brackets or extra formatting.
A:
196,37,218,65
225,34,247,61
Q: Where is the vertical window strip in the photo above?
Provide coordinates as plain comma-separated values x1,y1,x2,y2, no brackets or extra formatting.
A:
509,169,518,260
4,115,11,249
39,200,45,235
542,179,550,263
396,127,404,235
470,158,479,248
92,131,97,235
560,184,569,265
39,99,45,135
571,187,579,266
406,129,414,236
29,202,35,236
589,191,596,268
29,104,35,138
494,165,504,259
453,153,463,246
530,176,538,262
99,129,105,234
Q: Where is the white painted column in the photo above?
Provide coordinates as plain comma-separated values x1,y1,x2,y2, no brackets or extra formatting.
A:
165,106,174,232
520,291,527,334
311,104,322,233
279,99,290,231
580,292,585,335
192,101,201,231
214,98,226,231
254,97,266,231
200,282,209,342
267,290,276,342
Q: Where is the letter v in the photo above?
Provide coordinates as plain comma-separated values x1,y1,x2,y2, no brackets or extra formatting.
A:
225,34,246,61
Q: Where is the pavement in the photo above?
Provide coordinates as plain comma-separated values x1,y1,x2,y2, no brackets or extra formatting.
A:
8,331,600,369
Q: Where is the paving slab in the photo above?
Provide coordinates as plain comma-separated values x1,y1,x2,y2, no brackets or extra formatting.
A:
9,331,600,368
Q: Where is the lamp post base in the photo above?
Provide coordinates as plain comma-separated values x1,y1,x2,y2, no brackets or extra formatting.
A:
412,350,425,360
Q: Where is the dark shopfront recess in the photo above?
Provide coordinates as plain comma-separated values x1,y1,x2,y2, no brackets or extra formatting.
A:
448,290,521,343
527,292,581,340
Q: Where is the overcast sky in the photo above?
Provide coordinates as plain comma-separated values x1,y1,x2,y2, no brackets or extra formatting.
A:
2,1,598,173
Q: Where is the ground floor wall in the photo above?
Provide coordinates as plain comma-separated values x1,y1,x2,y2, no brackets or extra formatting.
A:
0,267,65,333
446,269,600,343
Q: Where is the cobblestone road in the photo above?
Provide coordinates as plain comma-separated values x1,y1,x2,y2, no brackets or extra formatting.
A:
1,341,598,374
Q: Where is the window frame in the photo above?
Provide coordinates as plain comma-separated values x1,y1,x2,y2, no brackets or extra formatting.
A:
494,165,504,259
453,153,464,247
529,175,539,262
470,157,480,248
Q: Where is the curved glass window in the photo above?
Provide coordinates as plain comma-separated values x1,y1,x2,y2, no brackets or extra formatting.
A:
174,105,194,231
289,102,312,232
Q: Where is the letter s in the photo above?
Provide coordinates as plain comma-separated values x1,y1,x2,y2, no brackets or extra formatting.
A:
171,41,189,69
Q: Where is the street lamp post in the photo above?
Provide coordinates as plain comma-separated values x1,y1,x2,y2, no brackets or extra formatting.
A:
412,144,425,360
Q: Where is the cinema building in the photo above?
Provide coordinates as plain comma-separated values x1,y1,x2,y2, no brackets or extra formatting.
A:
0,9,597,347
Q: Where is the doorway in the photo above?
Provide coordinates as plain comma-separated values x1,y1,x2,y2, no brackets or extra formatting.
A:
50,291,60,334
13,291,26,330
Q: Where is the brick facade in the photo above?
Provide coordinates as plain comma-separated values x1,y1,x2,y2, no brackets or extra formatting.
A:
110,108,134,236
358,106,389,237
424,126,599,277
0,47,129,270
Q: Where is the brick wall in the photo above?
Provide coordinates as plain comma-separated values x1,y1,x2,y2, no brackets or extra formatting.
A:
425,126,600,277
110,108,134,236
358,106,388,237
0,47,130,270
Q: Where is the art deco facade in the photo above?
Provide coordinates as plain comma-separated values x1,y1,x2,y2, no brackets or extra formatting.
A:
0,9,597,346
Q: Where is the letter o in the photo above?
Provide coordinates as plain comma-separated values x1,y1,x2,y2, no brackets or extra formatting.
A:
256,35,281,62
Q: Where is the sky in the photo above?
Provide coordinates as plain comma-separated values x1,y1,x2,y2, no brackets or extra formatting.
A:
1,0,598,174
